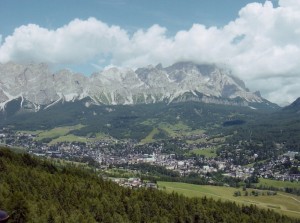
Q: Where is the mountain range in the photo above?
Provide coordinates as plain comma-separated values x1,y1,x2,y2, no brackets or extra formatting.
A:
0,61,277,113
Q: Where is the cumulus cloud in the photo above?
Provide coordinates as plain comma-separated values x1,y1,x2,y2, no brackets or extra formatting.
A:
0,0,300,105
0,18,129,64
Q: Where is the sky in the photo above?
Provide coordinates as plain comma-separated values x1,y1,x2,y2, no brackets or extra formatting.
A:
0,0,299,105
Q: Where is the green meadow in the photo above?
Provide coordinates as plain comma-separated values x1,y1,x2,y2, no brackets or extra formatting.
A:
140,128,160,144
158,181,300,219
256,178,300,190
19,124,115,145
140,120,207,143
187,147,217,158
18,125,84,142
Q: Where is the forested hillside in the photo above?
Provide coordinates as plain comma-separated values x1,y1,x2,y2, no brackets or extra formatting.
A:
219,102,300,165
0,100,263,140
0,148,298,223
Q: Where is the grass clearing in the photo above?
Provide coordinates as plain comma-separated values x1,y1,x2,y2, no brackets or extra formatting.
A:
34,124,84,141
141,120,207,143
186,138,207,144
141,119,158,126
105,168,137,178
49,132,114,145
206,135,227,144
158,181,300,219
158,122,191,138
159,121,206,139
256,178,300,190
140,128,160,144
188,148,217,158
21,124,117,145
49,134,88,145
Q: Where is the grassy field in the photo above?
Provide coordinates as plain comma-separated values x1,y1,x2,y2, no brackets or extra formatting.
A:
49,134,88,144
49,132,115,145
105,168,138,178
188,148,217,158
140,128,160,144
141,120,206,139
35,125,84,140
140,121,205,143
19,125,116,145
157,181,300,219
158,121,192,137
256,178,300,189
186,138,208,144
207,135,227,143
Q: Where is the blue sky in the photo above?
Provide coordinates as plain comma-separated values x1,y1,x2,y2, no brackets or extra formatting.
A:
1,0,274,38
1,0,300,105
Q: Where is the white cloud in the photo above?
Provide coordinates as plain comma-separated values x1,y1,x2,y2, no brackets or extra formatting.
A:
279,0,300,8
248,76,300,105
0,18,129,64
0,0,300,105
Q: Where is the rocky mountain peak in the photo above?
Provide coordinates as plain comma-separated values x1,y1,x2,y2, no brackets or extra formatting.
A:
0,61,272,111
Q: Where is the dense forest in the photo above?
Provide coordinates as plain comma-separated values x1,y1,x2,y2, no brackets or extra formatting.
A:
218,104,300,165
0,99,264,140
0,148,299,223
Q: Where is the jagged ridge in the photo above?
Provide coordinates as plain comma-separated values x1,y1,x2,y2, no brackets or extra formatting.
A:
0,61,268,111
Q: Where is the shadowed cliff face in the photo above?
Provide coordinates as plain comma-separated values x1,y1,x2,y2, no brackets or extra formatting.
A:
283,97,300,113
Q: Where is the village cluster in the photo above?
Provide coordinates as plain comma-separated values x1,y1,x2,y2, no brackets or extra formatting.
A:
0,128,299,184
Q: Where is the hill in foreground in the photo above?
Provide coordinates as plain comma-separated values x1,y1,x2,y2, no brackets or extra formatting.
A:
0,148,298,223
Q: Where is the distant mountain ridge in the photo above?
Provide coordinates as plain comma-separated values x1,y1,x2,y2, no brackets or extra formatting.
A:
0,61,277,112
283,97,300,113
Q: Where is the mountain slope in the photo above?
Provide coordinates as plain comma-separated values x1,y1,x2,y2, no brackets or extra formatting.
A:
0,148,297,222
0,100,265,140
0,62,276,112
220,97,300,164
283,97,300,113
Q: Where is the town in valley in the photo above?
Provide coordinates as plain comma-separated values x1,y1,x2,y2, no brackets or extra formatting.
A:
1,127,299,189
